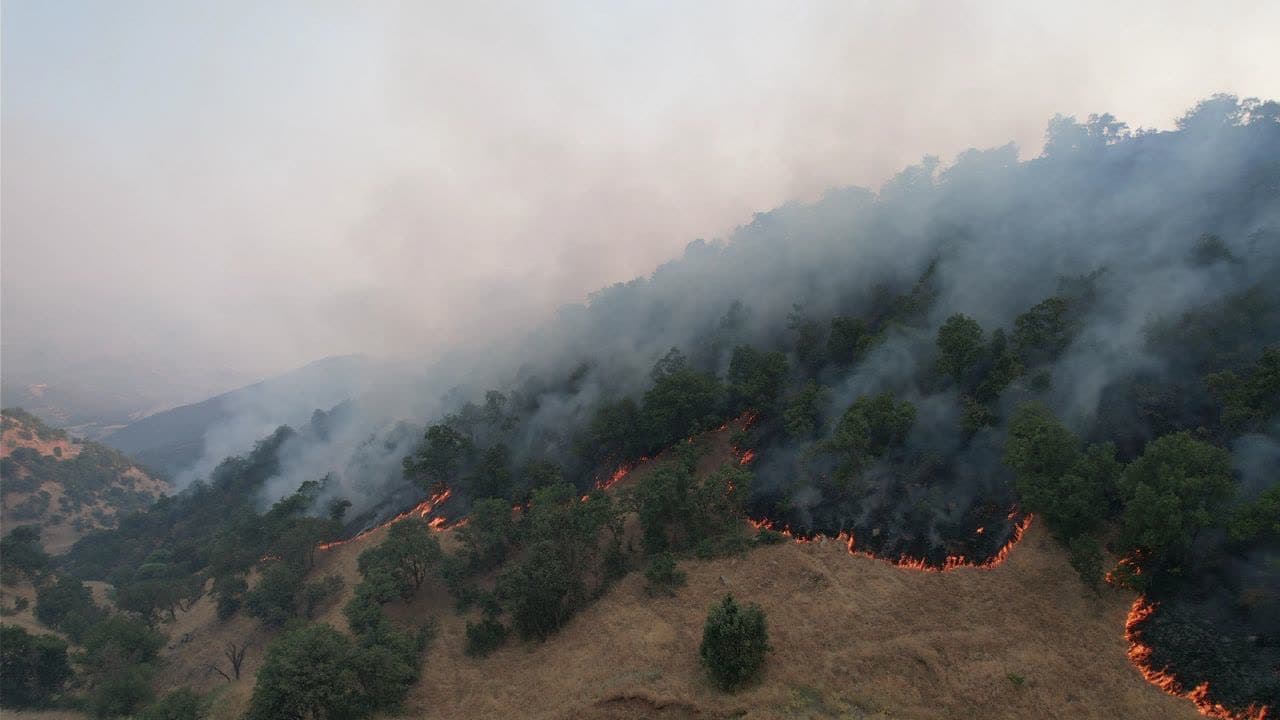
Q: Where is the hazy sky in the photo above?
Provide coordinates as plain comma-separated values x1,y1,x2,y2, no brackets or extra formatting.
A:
3,1,1278,398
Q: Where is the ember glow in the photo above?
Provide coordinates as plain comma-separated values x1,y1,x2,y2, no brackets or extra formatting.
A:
596,459,645,492
1124,597,1272,720
747,512,1033,572
318,488,454,551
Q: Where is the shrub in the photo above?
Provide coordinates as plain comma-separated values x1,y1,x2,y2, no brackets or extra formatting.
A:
91,664,155,718
755,528,786,545
1068,535,1104,592
699,594,770,690
35,575,100,640
465,617,508,657
136,688,206,720
0,625,71,708
644,552,686,596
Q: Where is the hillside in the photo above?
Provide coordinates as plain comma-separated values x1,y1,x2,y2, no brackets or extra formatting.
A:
145,427,1199,720
1,408,169,553
3,98,1276,720
102,355,371,477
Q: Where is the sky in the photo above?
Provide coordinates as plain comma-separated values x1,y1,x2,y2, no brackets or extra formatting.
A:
3,0,1278,408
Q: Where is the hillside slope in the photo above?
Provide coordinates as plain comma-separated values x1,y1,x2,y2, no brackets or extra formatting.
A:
1,408,168,553
102,355,370,477
151,428,1198,720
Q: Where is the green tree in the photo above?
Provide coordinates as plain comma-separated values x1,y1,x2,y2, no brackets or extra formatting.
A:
783,382,824,439
405,424,473,491
936,314,985,381
499,540,575,641
456,498,516,572
1119,432,1235,561
246,624,365,720
35,574,100,640
243,562,306,627
1012,297,1076,366
1206,345,1280,432
496,485,622,641
137,688,207,720
973,329,1022,402
582,398,641,464
79,615,164,718
700,594,770,691
827,316,873,366
0,525,49,581
788,305,827,376
825,392,916,466
725,345,789,415
91,665,154,718
640,348,724,450
644,552,686,596
357,517,442,601
1003,403,1119,540
465,617,508,657
1230,485,1280,541
470,443,514,500
0,626,71,708
631,464,750,556
1068,535,1104,593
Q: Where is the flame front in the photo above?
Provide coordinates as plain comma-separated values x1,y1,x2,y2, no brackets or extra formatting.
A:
318,488,455,551
1124,597,1271,720
748,513,1033,572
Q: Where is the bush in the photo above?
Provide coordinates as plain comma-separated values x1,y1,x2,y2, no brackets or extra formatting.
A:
35,575,100,640
465,617,508,657
244,562,305,626
248,622,427,720
1068,535,1104,592
247,624,364,720
643,552,686,596
0,625,72,708
91,664,155,718
755,528,786,545
136,688,206,720
699,594,770,691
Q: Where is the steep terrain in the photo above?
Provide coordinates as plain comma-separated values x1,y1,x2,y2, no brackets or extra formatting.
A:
1,408,168,553
102,355,371,477
147,429,1198,720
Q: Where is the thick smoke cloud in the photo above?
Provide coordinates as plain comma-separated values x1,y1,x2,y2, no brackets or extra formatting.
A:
4,2,1280,422
218,99,1280,545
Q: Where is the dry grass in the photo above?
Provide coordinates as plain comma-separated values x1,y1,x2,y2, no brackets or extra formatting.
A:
143,427,1200,720
0,710,91,720
377,519,1197,720
1,418,168,554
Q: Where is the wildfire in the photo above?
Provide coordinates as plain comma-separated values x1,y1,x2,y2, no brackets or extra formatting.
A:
739,449,756,465
596,459,646,492
318,488,454,551
1124,597,1271,720
747,513,1033,572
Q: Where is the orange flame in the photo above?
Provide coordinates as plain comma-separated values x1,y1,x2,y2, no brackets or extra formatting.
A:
747,513,1033,572
1125,597,1271,720
739,449,756,466
318,488,454,551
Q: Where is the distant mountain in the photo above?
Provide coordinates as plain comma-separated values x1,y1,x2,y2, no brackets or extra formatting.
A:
0,408,169,554
0,350,260,440
102,355,373,477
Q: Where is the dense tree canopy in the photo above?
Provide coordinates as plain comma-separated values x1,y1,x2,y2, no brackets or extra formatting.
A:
1119,432,1235,562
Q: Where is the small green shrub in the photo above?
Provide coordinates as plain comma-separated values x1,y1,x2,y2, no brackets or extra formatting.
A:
699,594,770,691
644,552,686,596
755,528,786,545
464,617,508,658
